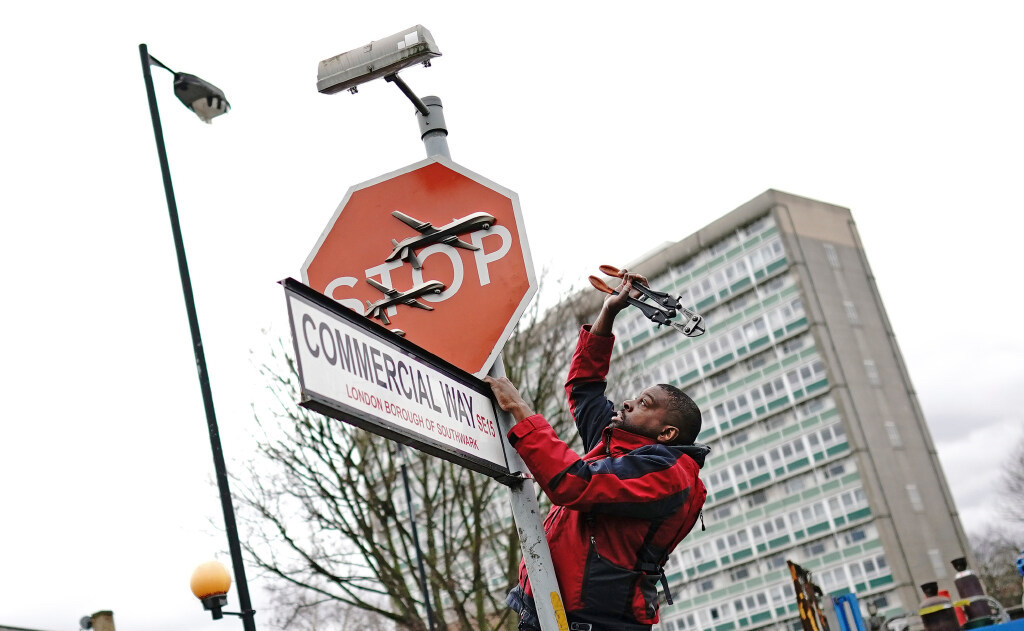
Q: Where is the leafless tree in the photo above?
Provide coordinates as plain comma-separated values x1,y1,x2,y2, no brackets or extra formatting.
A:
968,527,1023,609
263,580,393,631
502,274,593,439
998,432,1024,527
238,340,513,630
237,276,588,630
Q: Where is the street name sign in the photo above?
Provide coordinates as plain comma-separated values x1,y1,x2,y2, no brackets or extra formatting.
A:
283,278,512,480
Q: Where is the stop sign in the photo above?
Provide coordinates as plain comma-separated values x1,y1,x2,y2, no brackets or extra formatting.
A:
302,157,537,377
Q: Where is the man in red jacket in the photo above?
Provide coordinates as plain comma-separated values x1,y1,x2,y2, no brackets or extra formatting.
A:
486,272,710,631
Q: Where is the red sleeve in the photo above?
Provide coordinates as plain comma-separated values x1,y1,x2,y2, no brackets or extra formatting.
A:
508,414,697,518
565,326,617,451
565,325,615,391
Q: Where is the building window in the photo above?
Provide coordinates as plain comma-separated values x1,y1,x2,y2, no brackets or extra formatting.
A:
709,236,735,256
843,528,868,545
692,542,713,561
786,476,806,493
710,502,734,520
747,490,768,508
727,292,752,313
730,566,751,581
764,413,791,432
710,370,732,387
849,562,863,582
743,215,775,236
745,353,769,370
764,553,787,571
781,334,806,354
843,300,860,324
799,395,828,417
906,484,924,512
885,421,903,448
928,549,948,579
824,243,841,269
728,430,750,448
824,461,847,479
864,360,881,386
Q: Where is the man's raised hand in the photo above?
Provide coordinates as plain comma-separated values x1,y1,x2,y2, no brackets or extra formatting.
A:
591,269,650,336
483,376,535,422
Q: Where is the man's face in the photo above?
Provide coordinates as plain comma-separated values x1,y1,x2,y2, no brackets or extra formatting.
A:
611,385,676,443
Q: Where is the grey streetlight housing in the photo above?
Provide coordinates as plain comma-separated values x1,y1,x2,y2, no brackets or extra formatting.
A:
317,25,440,95
174,72,230,123
142,48,230,124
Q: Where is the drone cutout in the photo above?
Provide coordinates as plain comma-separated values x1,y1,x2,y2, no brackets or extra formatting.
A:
385,210,496,269
364,277,445,327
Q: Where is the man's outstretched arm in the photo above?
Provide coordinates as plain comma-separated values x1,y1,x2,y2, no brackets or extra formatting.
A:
485,375,696,519
566,271,651,450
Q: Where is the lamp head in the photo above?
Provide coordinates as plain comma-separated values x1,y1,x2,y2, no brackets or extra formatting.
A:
317,25,440,95
191,560,231,597
191,560,232,619
174,73,230,123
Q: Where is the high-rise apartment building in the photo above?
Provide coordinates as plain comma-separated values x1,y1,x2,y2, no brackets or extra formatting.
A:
589,190,971,631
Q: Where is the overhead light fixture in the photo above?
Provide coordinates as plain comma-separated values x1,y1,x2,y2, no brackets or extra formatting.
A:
173,72,230,123
191,560,233,620
317,25,440,95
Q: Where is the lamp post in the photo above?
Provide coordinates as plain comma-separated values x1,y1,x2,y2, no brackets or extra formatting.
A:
138,44,255,631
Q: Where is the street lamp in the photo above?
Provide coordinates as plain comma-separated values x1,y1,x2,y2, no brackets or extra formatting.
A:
191,560,235,620
138,44,255,631
316,24,440,95
317,25,450,159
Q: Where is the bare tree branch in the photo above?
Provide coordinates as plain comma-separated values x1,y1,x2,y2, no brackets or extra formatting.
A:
969,527,1024,608
998,432,1024,526
238,277,581,630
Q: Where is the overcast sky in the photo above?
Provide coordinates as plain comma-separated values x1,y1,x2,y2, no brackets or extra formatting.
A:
1,2,1022,630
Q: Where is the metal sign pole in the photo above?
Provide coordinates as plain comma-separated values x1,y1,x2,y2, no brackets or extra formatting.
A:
489,357,568,631
415,99,567,631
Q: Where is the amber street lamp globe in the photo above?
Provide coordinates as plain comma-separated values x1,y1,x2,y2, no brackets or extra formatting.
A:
191,561,232,619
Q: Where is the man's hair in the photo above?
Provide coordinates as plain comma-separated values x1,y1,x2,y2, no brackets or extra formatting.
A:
657,383,702,445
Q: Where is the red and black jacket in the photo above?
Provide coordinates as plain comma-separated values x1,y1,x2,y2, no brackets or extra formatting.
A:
507,326,709,628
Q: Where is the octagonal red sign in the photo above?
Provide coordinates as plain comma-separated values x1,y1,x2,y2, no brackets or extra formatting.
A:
302,157,536,377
